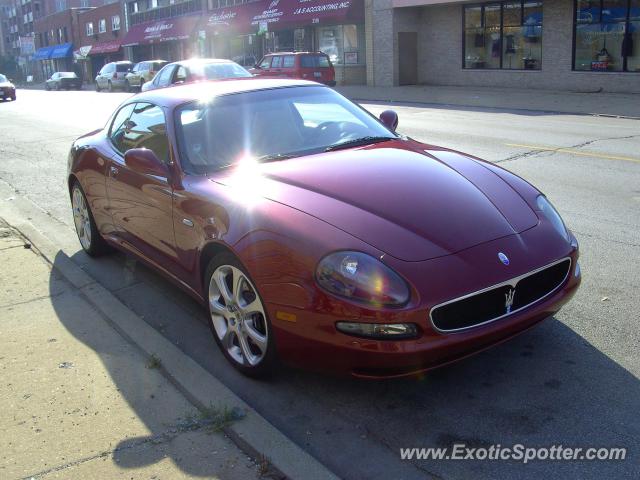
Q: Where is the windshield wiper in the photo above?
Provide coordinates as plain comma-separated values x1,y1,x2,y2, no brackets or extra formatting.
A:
256,153,297,163
324,136,394,152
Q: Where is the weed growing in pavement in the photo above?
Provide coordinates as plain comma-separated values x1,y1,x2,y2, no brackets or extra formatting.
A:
181,403,246,434
146,353,162,369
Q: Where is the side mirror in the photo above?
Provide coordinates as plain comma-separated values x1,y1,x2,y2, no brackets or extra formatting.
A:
379,110,399,132
124,148,168,177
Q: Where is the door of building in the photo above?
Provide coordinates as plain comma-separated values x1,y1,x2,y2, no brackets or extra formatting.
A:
398,32,418,85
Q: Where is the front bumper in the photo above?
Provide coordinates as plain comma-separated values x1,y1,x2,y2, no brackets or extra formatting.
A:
266,227,581,378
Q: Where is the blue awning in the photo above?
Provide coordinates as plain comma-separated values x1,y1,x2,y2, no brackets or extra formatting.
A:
33,46,54,60
50,43,73,59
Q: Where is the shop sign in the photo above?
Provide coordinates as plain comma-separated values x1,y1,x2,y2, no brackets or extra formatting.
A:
208,11,237,26
19,36,35,55
144,22,175,41
251,0,284,27
293,1,351,15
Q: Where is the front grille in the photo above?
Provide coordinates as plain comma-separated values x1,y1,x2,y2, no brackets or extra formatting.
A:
430,258,571,332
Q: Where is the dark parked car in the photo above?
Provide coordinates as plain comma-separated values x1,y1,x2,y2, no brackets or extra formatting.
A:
45,72,82,90
0,74,16,101
95,61,133,92
67,79,580,378
250,52,336,86
141,58,251,92
124,60,168,91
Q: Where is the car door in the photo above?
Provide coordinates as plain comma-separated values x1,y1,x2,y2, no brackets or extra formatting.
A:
154,64,176,89
269,55,283,78
106,102,178,266
254,56,272,77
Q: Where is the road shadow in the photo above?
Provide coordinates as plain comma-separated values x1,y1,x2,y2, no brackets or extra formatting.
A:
59,248,639,480
48,251,247,478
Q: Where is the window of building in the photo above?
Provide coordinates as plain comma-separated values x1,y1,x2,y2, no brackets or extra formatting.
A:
86,22,93,36
574,0,640,72
316,24,365,65
112,15,120,31
463,1,543,70
129,2,139,14
98,18,106,33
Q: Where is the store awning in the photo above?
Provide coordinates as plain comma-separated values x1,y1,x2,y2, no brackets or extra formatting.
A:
122,14,200,47
50,42,73,59
199,0,364,35
33,46,54,60
89,40,122,55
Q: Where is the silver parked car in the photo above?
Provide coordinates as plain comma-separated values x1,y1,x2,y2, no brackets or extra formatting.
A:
95,61,133,92
141,58,251,92
124,60,168,91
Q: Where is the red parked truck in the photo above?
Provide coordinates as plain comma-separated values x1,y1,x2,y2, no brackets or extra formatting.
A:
250,52,336,86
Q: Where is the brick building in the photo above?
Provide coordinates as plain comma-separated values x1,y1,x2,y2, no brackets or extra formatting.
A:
366,0,640,92
76,1,123,80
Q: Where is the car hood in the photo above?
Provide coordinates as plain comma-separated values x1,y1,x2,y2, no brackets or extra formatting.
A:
214,142,539,261
0,82,14,88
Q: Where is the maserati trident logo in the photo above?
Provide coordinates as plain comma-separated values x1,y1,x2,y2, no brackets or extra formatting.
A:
505,288,516,314
498,252,510,265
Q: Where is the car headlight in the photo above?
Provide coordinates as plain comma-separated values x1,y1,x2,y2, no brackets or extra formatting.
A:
315,251,410,307
536,195,569,241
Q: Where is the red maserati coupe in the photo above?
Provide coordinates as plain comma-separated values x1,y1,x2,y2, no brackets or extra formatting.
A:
67,79,581,378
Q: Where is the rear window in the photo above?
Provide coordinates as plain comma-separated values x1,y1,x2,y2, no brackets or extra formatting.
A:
300,55,330,68
116,64,131,72
193,62,252,80
60,72,77,78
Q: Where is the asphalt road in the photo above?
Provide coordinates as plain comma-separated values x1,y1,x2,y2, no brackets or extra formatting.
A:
1,89,639,479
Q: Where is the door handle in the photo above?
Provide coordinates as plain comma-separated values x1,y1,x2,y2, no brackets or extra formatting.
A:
110,166,119,176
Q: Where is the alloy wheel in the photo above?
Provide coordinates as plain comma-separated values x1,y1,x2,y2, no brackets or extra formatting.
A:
208,264,269,367
72,186,92,251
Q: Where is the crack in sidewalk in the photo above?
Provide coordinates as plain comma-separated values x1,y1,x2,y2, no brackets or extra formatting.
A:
19,416,227,480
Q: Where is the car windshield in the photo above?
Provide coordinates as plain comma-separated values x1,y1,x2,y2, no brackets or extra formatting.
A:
60,72,77,78
191,62,252,80
176,86,396,174
0,74,7,82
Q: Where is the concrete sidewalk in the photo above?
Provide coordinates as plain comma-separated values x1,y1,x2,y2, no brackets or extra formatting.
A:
336,84,640,118
0,220,260,479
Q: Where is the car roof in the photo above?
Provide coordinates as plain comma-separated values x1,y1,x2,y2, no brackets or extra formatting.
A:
133,78,321,108
168,58,238,67
264,51,327,56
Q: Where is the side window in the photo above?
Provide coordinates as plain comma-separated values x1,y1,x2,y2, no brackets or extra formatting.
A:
109,103,136,154
155,65,174,86
271,56,283,68
175,66,187,83
259,57,271,69
283,55,295,68
121,103,169,163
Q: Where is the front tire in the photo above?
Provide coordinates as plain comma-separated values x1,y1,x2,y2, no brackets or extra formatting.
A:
205,253,276,377
71,182,110,257
124,80,130,92
108,81,113,92
95,82,101,92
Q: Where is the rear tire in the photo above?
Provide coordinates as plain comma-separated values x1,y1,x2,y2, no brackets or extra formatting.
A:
71,182,111,257
45,83,50,91
124,80,130,92
205,253,277,377
108,81,113,92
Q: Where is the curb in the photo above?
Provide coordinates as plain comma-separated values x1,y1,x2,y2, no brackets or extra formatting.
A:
336,91,640,121
0,183,338,480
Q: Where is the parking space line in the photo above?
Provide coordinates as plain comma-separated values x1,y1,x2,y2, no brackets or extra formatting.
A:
505,143,640,164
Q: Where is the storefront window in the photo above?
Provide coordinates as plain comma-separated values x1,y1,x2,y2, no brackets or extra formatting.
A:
317,24,365,65
463,1,543,70
574,0,640,72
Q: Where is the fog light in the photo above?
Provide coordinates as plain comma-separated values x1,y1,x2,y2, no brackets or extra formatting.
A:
336,321,418,340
